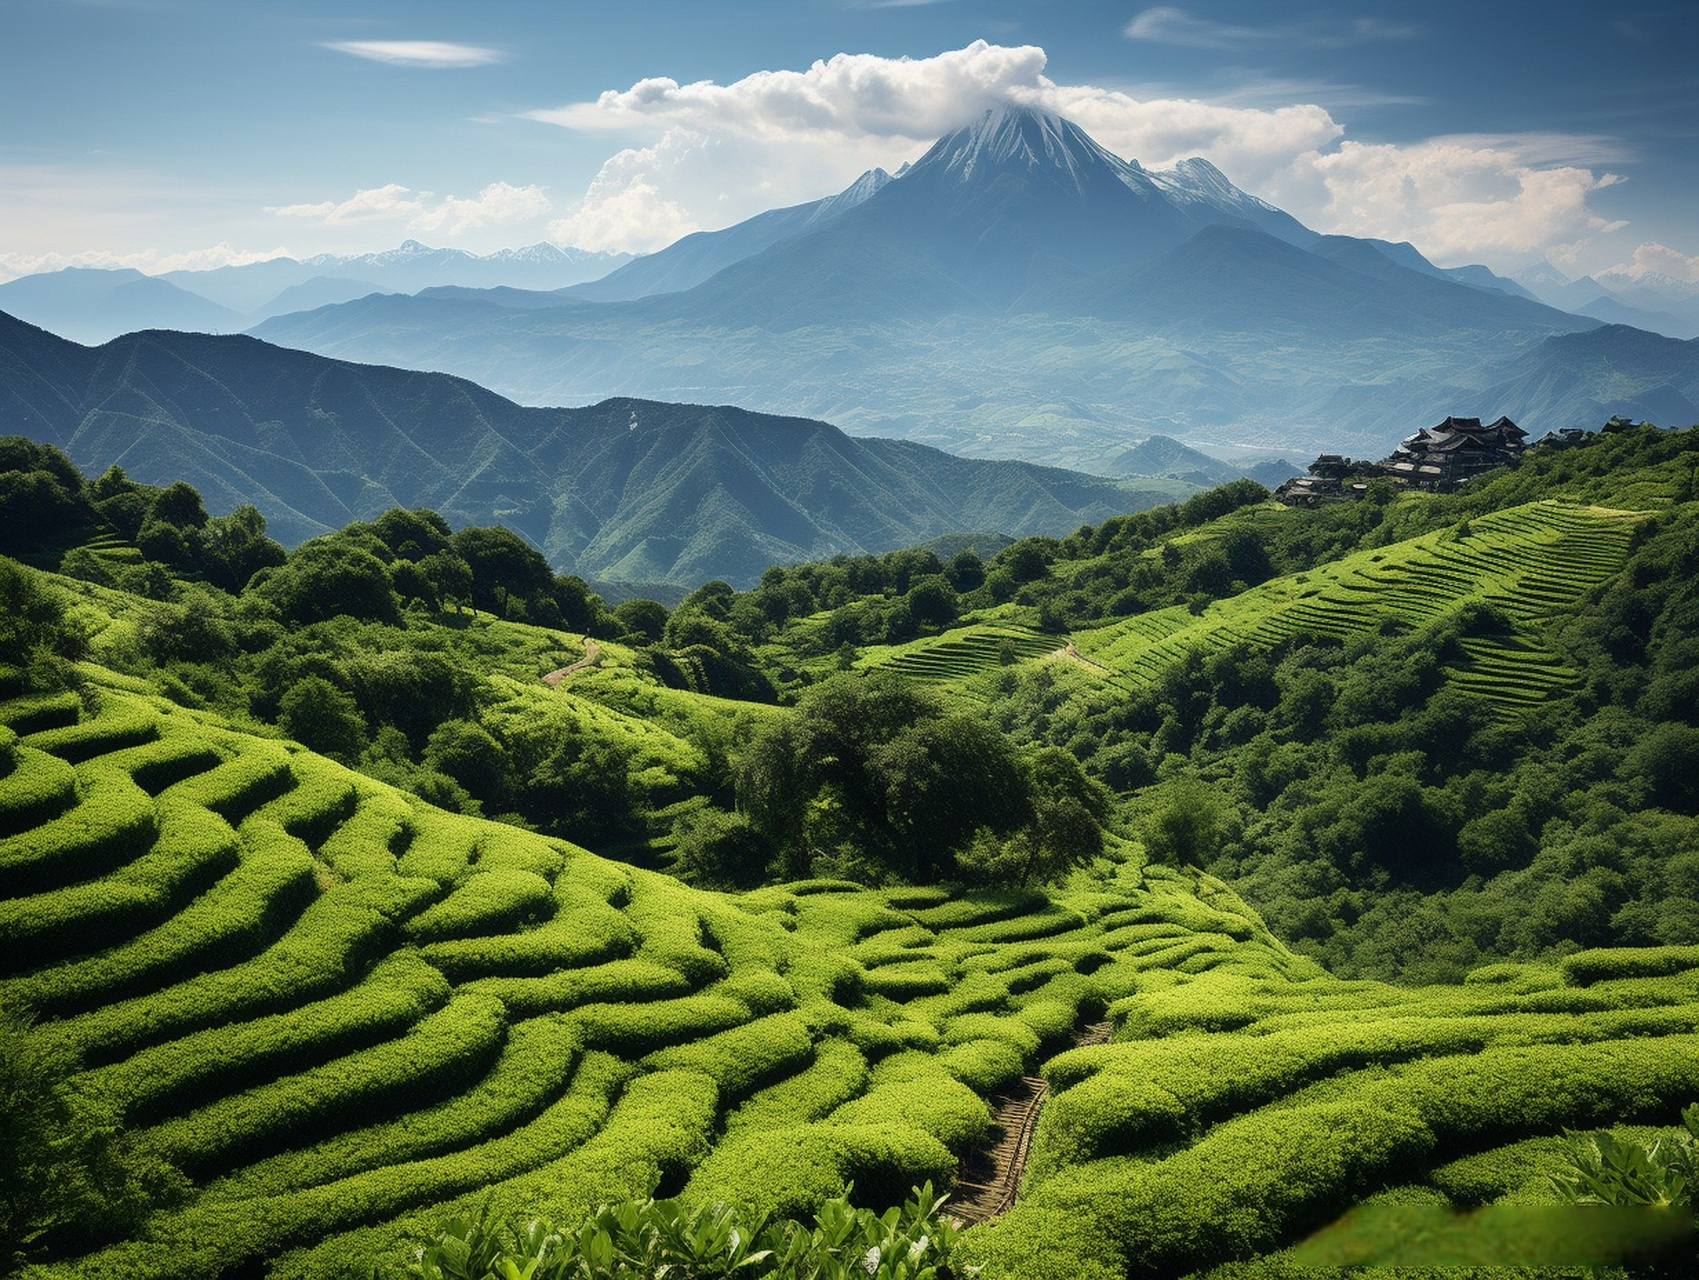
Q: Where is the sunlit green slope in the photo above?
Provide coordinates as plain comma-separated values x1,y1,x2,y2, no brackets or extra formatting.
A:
1069,498,1646,715
7,666,1697,1279
0,664,1301,1279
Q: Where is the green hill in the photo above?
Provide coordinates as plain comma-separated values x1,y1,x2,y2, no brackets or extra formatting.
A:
0,310,1183,586
3,421,1697,1278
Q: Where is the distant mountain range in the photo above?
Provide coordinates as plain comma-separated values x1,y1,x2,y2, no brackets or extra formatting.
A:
239,104,1695,465
7,105,1694,470
0,310,1186,587
0,242,632,346
1511,262,1699,339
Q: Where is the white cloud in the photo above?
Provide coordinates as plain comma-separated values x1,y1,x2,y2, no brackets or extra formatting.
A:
1262,139,1625,264
323,41,503,69
271,184,426,223
525,40,1060,143
1123,6,1272,49
1612,242,1699,285
269,182,550,236
524,41,1654,270
410,182,552,234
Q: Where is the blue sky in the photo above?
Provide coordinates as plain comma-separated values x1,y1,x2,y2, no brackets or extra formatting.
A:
2,0,1694,282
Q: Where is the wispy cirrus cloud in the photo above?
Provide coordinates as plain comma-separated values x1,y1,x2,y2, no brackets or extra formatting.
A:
323,41,503,69
1123,6,1418,51
270,182,550,234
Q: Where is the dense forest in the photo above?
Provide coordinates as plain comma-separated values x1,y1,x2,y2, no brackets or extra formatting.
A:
2,420,1696,1279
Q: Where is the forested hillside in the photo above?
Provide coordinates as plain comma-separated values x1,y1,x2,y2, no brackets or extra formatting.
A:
2,421,1696,1278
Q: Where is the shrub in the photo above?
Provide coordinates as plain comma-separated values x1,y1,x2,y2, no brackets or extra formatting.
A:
165,746,295,824
24,701,158,763
0,763,157,897
938,1038,1027,1091
48,864,427,1067
725,1039,870,1135
419,904,635,982
1562,946,1699,986
75,1052,631,1280
829,1051,990,1151
1550,1103,1698,1208
463,960,694,1020
139,990,506,1178
403,869,555,943
0,801,238,972
89,952,449,1125
218,1014,585,1198
684,1122,954,1222
644,1012,815,1102
400,1182,963,1280
861,963,952,1000
0,742,76,836
572,993,751,1056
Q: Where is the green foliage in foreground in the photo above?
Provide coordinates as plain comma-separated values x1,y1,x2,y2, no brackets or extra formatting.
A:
404,1182,963,1280
1552,1103,1699,1210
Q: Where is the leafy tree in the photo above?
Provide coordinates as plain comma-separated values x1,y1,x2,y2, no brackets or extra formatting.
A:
612,597,669,645
450,526,553,615
346,649,478,750
904,576,958,631
738,671,1039,884
670,808,772,889
960,747,1110,887
278,675,367,760
251,539,401,626
149,481,208,530
944,548,985,592
370,508,454,562
1142,776,1226,867
0,557,85,691
504,716,638,848
200,504,285,593
137,586,237,665
423,719,510,808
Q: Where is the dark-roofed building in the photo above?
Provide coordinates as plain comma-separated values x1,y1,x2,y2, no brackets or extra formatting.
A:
1273,454,1383,505
1381,415,1527,491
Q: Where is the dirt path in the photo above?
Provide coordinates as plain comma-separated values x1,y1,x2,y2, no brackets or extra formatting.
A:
542,640,601,687
950,1019,1114,1225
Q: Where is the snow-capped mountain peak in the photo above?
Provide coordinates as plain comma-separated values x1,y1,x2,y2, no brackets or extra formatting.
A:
918,102,1126,192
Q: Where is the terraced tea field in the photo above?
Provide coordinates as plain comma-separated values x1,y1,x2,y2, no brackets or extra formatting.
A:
5,658,1695,1279
861,623,1060,683
957,949,1699,1279
1072,500,1647,714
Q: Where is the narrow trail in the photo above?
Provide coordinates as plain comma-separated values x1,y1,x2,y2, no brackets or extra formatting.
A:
542,640,601,687
950,1019,1114,1225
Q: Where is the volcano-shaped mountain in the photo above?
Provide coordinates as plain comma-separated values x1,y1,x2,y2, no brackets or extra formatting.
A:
0,309,1173,585
245,104,1674,465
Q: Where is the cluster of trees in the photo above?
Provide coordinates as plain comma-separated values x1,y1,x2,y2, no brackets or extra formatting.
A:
0,439,286,598
688,671,1109,890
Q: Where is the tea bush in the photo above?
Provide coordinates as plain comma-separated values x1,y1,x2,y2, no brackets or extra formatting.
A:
464,958,694,1019
0,762,157,896
404,868,556,942
90,951,450,1123
139,990,506,1177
